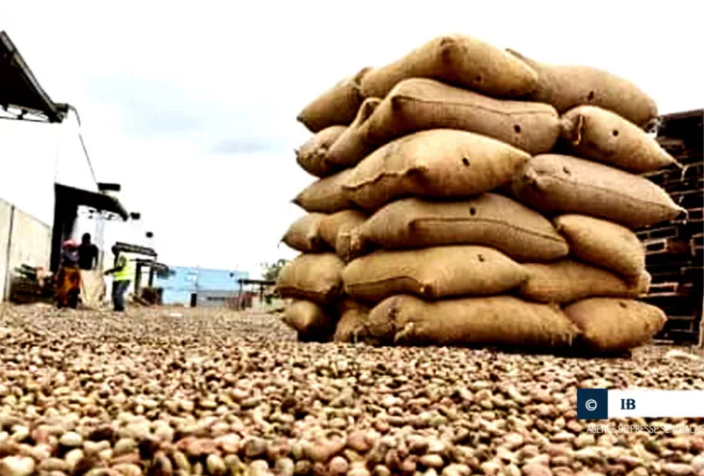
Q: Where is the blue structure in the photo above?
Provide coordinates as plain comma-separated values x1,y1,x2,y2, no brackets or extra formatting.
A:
154,266,249,306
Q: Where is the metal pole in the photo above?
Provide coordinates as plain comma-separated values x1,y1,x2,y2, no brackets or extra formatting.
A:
195,264,199,299
699,297,703,349
134,262,142,295
191,265,199,308
96,211,106,271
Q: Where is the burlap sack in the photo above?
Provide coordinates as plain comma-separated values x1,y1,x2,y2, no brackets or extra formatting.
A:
360,194,569,261
283,300,335,337
319,210,369,261
560,106,679,173
553,214,645,281
79,270,106,309
276,253,345,304
511,154,685,228
296,126,347,177
293,169,356,213
360,34,538,99
344,129,530,211
319,210,367,249
330,79,559,167
281,213,328,253
326,97,383,168
564,298,667,353
335,228,370,263
365,295,579,348
333,300,372,343
506,49,658,127
519,260,650,305
297,67,371,132
343,246,527,303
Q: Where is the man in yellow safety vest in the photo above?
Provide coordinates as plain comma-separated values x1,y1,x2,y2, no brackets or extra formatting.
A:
104,245,134,312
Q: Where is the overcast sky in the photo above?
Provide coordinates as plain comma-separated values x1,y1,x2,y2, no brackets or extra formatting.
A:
2,1,703,277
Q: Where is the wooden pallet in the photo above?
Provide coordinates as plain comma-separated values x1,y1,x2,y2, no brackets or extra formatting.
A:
639,111,704,345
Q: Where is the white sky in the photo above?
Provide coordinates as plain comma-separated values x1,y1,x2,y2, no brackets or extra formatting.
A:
2,1,703,278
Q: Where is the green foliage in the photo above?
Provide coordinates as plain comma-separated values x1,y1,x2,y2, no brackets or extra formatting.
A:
261,258,289,282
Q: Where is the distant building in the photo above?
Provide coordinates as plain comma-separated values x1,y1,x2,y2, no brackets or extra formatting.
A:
154,266,249,307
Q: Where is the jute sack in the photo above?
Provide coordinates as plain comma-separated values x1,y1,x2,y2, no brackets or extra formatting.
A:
360,194,569,261
283,300,336,337
519,260,651,305
374,78,560,157
319,210,369,261
319,210,367,249
553,214,645,281
564,298,667,353
365,295,580,348
506,49,658,127
79,270,106,309
293,169,356,213
281,213,328,253
333,300,372,343
297,67,371,132
342,246,527,303
360,34,538,99
335,227,370,263
329,79,559,166
296,126,347,177
511,154,685,228
344,129,530,211
560,106,679,173
276,253,345,304
326,97,383,168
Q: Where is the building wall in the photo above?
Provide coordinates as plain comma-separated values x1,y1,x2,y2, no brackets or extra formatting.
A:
154,266,249,306
195,289,238,308
0,111,105,302
0,200,52,301
7,207,52,273
0,120,57,225
0,199,12,301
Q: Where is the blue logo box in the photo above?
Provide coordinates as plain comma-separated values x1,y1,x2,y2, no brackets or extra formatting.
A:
577,388,609,420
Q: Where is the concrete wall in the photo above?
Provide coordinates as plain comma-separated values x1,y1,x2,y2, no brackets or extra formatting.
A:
0,200,52,302
7,207,52,273
0,199,12,301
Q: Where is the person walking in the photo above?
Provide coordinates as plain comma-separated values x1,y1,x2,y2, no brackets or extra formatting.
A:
55,240,81,309
77,233,99,271
104,245,133,312
77,233,104,308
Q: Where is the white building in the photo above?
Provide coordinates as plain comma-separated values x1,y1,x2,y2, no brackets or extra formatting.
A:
0,31,144,302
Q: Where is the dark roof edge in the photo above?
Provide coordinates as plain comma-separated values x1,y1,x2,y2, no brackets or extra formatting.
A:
114,242,158,258
0,31,65,123
55,183,129,221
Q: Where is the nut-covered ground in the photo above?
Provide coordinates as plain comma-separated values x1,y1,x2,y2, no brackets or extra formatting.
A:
1,304,703,476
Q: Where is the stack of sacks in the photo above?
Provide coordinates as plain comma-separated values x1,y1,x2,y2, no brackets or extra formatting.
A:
275,68,374,342
280,33,683,354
